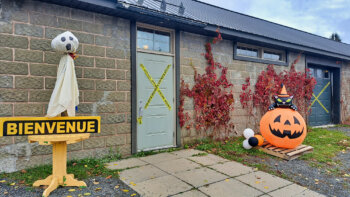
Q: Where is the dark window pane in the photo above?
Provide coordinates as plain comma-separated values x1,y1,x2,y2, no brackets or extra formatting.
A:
324,70,329,78
263,51,282,61
316,69,323,78
137,28,171,52
237,46,258,57
154,31,170,52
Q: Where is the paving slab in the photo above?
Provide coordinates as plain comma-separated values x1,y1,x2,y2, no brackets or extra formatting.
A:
106,158,147,170
171,149,206,158
235,171,292,192
132,175,192,197
139,152,180,164
119,164,167,183
199,178,263,197
188,154,229,166
174,167,228,187
268,184,307,197
172,190,207,197
154,158,201,174
210,161,254,177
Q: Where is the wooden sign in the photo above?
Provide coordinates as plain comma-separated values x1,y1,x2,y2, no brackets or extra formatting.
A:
0,116,100,137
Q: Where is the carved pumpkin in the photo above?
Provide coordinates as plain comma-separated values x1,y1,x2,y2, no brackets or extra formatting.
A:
260,108,307,148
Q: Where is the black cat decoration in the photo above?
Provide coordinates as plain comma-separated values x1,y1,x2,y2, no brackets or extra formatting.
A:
268,84,297,111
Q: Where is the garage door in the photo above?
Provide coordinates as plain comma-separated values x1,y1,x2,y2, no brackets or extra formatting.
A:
308,67,332,126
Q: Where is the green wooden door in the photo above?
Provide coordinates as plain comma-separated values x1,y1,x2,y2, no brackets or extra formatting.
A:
136,52,175,151
308,67,332,126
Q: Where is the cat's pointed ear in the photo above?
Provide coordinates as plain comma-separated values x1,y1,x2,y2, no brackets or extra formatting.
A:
274,95,278,99
290,96,294,99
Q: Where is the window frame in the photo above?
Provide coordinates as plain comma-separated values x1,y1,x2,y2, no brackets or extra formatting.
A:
233,42,288,66
136,24,174,56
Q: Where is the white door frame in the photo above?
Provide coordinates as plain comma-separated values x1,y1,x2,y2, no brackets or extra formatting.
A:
135,22,177,152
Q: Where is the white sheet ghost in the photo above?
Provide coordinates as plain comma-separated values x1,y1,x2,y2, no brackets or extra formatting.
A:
46,31,79,117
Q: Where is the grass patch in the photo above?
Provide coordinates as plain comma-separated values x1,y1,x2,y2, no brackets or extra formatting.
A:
0,150,122,186
189,137,267,163
300,127,350,164
189,127,349,174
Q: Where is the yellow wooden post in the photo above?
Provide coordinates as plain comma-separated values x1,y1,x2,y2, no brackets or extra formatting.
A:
29,134,90,197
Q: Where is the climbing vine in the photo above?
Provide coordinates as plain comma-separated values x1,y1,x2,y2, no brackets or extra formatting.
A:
179,29,234,139
240,54,316,124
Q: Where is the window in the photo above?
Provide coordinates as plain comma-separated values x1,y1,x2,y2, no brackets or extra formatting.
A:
237,46,258,58
137,27,171,53
263,51,282,61
234,42,286,65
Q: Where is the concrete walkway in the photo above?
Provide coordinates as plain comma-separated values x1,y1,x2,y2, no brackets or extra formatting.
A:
106,149,324,197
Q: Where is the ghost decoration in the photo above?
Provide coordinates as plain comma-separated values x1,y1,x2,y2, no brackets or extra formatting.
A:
46,31,79,117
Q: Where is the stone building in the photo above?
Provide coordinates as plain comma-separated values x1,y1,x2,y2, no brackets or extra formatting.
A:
0,0,349,172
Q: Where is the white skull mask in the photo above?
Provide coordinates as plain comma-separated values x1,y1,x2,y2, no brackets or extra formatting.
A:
51,31,79,53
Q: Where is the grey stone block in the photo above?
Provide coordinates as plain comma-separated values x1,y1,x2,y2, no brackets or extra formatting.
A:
95,58,115,68
84,68,105,79
30,63,57,76
15,49,43,63
83,45,105,57
106,48,125,59
0,89,28,102
75,56,94,67
0,61,28,75
30,13,57,27
0,48,13,61
57,18,82,31
117,81,130,91
15,76,43,89
14,104,43,116
44,52,61,64
96,80,116,91
71,31,94,44
101,114,125,124
45,77,56,89
0,76,13,88
30,39,52,51
106,69,125,80
29,90,52,102
0,104,13,117
77,79,95,90
15,23,43,37
116,59,130,70
83,22,104,34
0,34,29,49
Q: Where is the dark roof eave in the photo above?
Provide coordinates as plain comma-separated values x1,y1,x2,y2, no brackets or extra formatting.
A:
205,26,350,61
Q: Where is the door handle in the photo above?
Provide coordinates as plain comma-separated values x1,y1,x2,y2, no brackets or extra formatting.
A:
137,100,144,124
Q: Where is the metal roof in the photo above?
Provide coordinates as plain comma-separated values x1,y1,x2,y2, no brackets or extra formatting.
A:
119,0,350,59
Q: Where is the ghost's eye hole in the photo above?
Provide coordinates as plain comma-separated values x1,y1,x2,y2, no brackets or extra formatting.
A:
61,37,66,42
69,36,73,41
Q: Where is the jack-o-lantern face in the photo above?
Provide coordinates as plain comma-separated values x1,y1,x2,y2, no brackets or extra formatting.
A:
260,108,307,148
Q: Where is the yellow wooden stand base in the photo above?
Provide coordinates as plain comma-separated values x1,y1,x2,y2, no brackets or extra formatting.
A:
28,134,90,197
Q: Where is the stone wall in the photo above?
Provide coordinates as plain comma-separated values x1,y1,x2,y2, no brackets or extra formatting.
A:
341,62,350,123
0,0,131,172
179,31,306,144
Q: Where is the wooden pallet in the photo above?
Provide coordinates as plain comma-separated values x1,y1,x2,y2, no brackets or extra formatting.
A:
259,142,313,161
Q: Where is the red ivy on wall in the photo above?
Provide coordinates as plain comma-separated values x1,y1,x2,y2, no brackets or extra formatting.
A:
179,30,234,139
240,54,316,123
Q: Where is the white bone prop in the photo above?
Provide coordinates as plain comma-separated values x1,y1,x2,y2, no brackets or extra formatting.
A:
46,31,79,117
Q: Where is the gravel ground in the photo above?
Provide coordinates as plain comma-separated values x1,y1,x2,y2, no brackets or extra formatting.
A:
243,127,350,197
0,176,140,197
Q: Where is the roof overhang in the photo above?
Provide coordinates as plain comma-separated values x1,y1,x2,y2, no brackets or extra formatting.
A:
41,0,350,61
